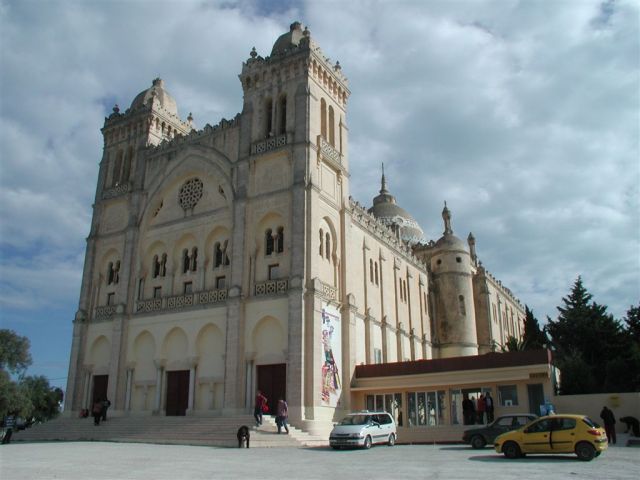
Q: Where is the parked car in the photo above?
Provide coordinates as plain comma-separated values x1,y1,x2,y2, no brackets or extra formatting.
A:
329,411,397,449
462,414,538,449
494,414,608,461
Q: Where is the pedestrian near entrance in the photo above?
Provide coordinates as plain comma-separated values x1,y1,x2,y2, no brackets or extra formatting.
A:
101,398,111,421
254,390,267,427
600,406,616,444
462,394,475,425
276,398,289,434
476,394,486,424
485,392,494,423
2,413,16,444
92,400,103,426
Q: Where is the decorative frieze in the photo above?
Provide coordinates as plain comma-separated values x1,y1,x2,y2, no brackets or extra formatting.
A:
95,305,117,321
254,279,289,296
318,136,341,164
316,279,337,301
102,183,130,199
251,133,287,155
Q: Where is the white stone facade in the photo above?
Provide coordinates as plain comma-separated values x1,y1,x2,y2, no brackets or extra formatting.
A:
65,23,525,430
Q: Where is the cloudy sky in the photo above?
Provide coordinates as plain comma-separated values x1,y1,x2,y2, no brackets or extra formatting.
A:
1,0,638,390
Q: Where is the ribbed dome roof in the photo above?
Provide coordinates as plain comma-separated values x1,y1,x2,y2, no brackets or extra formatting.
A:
368,169,425,245
130,78,178,116
271,22,305,56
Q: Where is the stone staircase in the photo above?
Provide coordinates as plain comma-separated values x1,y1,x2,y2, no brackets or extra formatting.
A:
11,414,329,448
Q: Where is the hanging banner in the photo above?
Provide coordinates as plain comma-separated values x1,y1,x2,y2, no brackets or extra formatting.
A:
321,303,342,406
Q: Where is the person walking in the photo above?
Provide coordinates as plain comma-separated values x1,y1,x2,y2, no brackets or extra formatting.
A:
600,406,617,445
254,390,267,427
2,413,16,444
476,394,486,424
485,392,494,423
276,398,289,434
101,398,111,421
92,400,103,426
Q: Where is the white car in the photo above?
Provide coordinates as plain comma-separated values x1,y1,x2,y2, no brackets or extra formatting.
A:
329,411,397,449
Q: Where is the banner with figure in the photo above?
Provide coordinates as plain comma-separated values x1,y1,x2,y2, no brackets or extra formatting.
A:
321,304,342,406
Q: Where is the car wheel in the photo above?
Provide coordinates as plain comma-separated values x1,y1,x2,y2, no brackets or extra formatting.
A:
388,433,396,446
363,435,372,449
575,442,596,461
503,441,521,459
471,435,486,449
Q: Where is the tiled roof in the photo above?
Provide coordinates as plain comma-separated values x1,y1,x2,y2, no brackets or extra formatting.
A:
355,349,552,378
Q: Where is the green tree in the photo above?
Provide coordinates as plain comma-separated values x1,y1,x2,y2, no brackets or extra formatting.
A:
624,304,640,343
0,329,32,374
501,336,525,352
522,306,547,350
20,376,64,422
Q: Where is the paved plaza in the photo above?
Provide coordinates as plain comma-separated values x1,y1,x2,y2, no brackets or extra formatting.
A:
1,440,638,480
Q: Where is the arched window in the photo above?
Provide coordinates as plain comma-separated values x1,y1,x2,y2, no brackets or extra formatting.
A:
458,295,466,316
160,253,167,277
325,232,331,260
214,242,223,268
182,249,190,274
107,262,114,285
153,255,160,278
278,96,287,135
122,147,133,182
112,150,123,186
328,106,335,146
265,98,273,137
265,229,274,255
113,261,120,284
190,247,198,272
319,229,324,257
320,98,327,139
276,227,284,253
369,259,374,283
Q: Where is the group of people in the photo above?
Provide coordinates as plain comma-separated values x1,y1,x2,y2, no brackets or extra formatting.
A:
462,392,494,425
91,398,111,426
254,390,289,434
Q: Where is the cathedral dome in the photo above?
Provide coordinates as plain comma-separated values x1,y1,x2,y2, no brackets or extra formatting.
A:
368,169,425,246
271,22,305,56
130,78,178,115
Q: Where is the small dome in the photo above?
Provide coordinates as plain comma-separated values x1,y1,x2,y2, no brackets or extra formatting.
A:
271,22,305,56
368,168,425,245
130,78,178,116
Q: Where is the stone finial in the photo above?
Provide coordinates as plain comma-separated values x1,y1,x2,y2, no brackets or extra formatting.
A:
442,201,453,235
334,61,341,71
250,46,257,58
187,112,194,123
152,78,164,87
303,26,310,37
112,104,120,114
468,232,477,261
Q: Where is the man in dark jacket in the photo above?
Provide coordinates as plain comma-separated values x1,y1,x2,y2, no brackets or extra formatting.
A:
600,406,616,444
2,413,16,444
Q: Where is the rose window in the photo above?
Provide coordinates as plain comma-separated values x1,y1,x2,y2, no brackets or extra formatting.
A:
178,178,204,211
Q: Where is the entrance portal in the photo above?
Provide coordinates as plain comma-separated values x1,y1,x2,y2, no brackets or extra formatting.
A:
257,364,286,412
166,370,190,416
92,375,108,405
527,383,545,416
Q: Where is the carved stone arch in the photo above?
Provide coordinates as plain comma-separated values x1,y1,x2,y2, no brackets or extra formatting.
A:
88,335,111,371
205,225,232,267
161,326,190,369
255,211,286,254
173,232,198,271
140,239,168,276
251,316,286,364
195,323,225,378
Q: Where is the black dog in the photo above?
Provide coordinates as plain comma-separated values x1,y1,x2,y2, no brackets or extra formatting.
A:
620,416,639,437
237,425,250,448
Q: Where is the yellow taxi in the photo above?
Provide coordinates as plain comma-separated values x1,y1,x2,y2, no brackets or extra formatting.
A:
494,414,608,461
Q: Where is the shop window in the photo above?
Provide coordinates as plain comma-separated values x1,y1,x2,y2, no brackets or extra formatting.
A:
407,390,446,427
498,385,519,406
365,393,403,427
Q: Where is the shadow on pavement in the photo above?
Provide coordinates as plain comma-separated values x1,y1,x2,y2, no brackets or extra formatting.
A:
468,454,581,463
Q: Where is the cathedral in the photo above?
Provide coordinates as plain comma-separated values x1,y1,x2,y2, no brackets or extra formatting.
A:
65,22,530,432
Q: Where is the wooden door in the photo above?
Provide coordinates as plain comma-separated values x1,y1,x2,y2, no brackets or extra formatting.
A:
166,370,190,416
92,375,108,405
257,363,286,414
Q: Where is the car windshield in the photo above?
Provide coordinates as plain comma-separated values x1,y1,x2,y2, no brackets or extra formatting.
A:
340,415,370,425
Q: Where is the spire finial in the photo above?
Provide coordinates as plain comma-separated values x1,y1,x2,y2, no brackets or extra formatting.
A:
442,201,453,235
380,163,388,194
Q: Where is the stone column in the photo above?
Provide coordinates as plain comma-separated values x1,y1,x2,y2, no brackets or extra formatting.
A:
124,363,135,412
153,359,165,414
187,356,198,414
340,294,357,414
107,308,125,408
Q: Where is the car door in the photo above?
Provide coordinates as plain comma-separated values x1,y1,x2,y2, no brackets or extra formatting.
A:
550,417,577,453
370,414,387,444
521,419,553,453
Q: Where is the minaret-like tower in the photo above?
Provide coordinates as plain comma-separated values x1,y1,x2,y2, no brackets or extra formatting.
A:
430,203,478,357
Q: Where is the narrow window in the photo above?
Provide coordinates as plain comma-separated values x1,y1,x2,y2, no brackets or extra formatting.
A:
325,232,331,260
137,278,144,301
107,262,114,285
190,247,198,272
112,151,123,186
320,98,327,139
399,278,403,300
223,240,230,266
122,146,133,182
265,229,274,255
458,295,466,316
160,253,167,277
319,229,324,257
183,281,193,294
113,261,120,284
369,259,374,283
279,96,287,135
268,264,280,280
153,286,162,299
214,242,223,268
265,98,273,137
216,276,226,289
456,256,462,263
276,227,284,253
153,255,160,278
374,348,382,364
182,249,189,274
375,262,379,286
107,292,115,306
328,106,335,146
